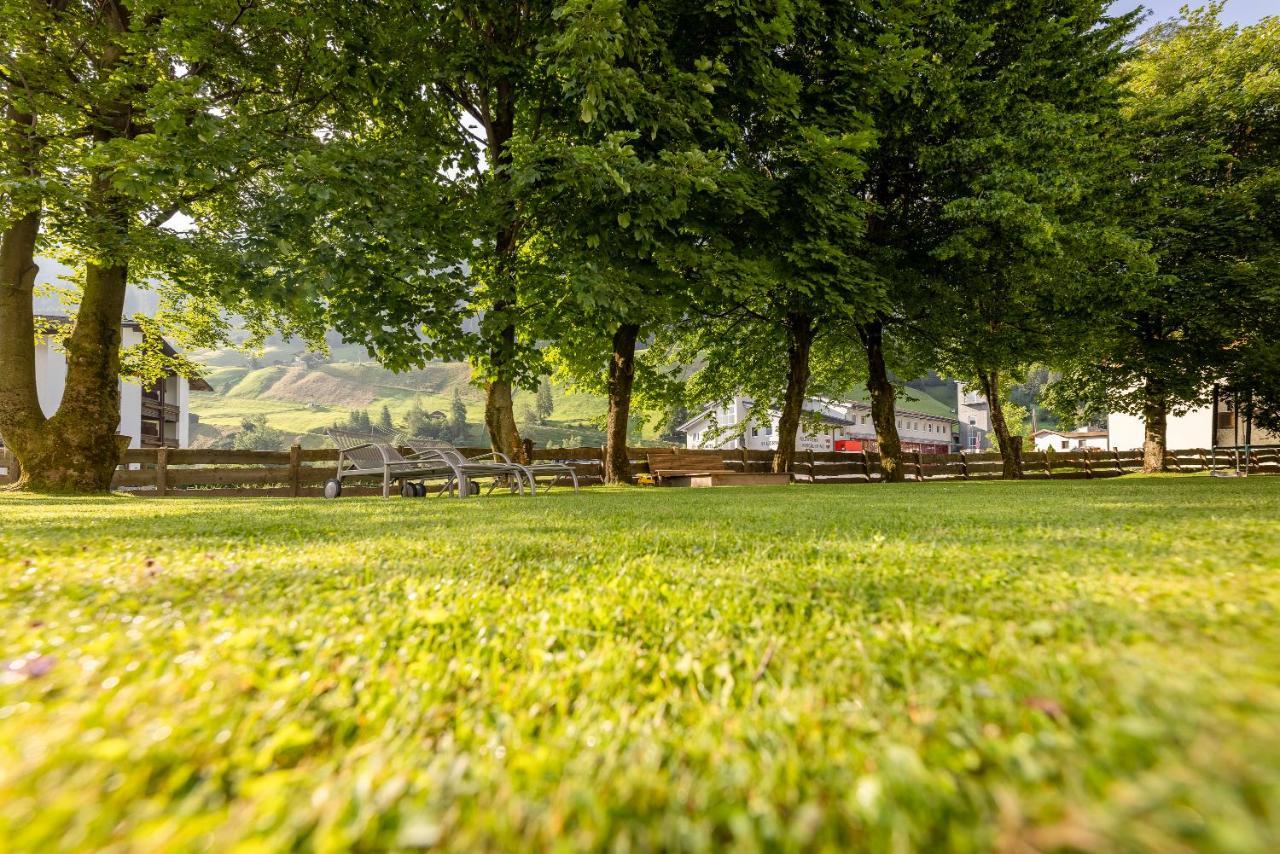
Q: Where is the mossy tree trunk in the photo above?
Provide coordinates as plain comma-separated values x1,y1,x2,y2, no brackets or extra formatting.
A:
604,322,640,484
0,106,46,471
1142,381,1168,474
772,313,813,475
978,368,1023,479
858,319,904,483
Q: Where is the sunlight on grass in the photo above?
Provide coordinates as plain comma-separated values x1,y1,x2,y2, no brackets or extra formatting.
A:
1,479,1277,850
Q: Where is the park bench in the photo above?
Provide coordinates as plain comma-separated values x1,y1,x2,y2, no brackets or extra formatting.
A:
645,449,791,487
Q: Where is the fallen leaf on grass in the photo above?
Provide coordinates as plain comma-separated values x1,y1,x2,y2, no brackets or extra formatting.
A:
1023,697,1066,719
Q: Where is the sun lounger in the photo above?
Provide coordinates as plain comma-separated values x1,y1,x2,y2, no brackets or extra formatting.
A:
324,429,459,499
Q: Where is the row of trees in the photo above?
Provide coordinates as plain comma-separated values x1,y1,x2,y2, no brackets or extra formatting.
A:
1,2,1276,491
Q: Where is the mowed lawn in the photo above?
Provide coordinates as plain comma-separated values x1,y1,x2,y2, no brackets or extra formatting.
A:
1,479,1278,851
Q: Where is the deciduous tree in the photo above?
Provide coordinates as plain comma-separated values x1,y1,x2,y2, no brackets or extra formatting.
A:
0,0,342,491
1052,8,1280,471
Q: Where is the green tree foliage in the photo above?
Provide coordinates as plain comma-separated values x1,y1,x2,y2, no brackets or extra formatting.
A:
655,0,897,476
1051,7,1280,470
377,404,394,433
229,415,289,452
857,0,1141,479
403,397,445,440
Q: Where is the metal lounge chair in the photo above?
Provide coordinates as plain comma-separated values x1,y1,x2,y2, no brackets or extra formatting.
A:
403,438,579,495
399,437,532,497
515,451,579,494
324,428,459,499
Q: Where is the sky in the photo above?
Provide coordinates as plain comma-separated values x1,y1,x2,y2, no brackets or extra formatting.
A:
1111,0,1273,27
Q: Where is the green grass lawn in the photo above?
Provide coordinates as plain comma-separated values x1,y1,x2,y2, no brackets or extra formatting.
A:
1,479,1278,850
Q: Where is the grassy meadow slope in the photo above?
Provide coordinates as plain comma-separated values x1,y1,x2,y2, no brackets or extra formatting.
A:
189,354,631,449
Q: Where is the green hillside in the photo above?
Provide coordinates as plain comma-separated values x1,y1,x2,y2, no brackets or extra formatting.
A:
189,356,644,449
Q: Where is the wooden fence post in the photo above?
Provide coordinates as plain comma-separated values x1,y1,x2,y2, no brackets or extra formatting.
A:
739,447,749,473
522,438,534,465
156,447,168,497
807,449,816,483
958,451,969,480
913,450,923,481
289,443,302,497
1083,449,1094,479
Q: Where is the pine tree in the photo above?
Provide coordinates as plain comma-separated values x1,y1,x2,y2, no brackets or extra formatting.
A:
535,378,554,425
448,389,468,444
377,404,394,433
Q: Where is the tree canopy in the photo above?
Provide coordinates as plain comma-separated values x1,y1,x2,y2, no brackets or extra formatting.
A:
1,1,1276,490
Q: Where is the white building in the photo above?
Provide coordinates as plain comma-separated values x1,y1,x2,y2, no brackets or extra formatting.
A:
12,315,210,449
1108,391,1280,452
1032,428,1110,452
678,395,958,455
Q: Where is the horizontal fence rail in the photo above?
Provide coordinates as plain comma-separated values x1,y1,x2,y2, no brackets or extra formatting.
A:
2,444,1276,496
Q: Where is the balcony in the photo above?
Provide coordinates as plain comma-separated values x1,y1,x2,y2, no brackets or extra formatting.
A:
141,398,180,422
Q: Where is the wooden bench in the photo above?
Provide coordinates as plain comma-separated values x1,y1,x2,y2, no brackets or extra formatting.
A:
645,450,791,488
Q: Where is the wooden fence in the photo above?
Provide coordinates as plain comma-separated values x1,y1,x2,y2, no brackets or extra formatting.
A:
3,443,1277,496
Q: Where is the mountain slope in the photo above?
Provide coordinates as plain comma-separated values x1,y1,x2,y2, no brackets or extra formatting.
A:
189,357,626,449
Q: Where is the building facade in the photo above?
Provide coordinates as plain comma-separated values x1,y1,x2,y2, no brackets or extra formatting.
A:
678,395,959,455
1108,391,1280,451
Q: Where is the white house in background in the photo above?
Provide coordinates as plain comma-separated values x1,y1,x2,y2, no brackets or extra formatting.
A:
1108,390,1280,452
953,384,992,451
677,395,958,455
1032,428,1110,452
9,315,211,449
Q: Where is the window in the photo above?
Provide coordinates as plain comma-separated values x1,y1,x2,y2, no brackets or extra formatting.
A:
1061,440,1069,450
764,424,772,436
1218,411,1236,430
751,426,759,437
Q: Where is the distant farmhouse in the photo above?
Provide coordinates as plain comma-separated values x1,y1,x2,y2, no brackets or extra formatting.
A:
1,314,211,451
1033,428,1110,452
677,382,992,455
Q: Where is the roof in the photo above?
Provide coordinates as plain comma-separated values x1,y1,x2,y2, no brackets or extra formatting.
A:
839,388,957,420
35,314,212,392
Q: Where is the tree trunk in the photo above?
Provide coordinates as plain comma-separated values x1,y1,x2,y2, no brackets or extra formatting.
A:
978,369,1022,479
0,207,46,469
484,374,523,464
480,82,525,464
604,322,640,484
1141,382,1167,474
772,313,814,475
858,320,904,483
14,263,131,492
